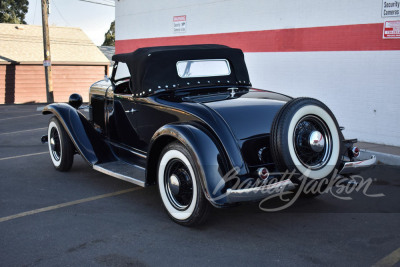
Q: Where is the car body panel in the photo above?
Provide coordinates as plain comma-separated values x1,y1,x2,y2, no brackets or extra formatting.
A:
201,91,292,140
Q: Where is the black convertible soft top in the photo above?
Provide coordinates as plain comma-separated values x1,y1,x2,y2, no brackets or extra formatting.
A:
111,44,251,96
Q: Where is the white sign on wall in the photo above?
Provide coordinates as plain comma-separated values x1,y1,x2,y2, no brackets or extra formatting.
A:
382,1,400,17
173,15,186,33
383,20,400,38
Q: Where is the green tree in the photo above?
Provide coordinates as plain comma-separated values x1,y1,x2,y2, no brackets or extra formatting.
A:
102,20,115,46
0,0,29,24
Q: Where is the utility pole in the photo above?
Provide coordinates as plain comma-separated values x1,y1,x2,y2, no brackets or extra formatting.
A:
41,0,54,103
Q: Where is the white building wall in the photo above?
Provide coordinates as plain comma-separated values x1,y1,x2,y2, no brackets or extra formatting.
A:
115,0,400,146
116,0,385,39
245,51,400,145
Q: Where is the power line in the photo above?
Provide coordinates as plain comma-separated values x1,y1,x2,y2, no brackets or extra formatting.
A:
78,0,115,7
32,0,38,24
52,0,70,26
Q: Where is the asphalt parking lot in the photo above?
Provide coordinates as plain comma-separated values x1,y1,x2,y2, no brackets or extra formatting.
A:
0,104,399,267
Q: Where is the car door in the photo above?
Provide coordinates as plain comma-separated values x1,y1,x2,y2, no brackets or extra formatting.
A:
106,62,142,149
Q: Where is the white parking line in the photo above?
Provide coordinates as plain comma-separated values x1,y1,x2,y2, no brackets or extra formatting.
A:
0,114,42,121
0,127,47,135
0,152,48,161
0,188,141,223
0,110,37,114
373,247,400,267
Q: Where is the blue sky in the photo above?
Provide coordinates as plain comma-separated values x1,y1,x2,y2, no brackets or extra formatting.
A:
25,0,115,45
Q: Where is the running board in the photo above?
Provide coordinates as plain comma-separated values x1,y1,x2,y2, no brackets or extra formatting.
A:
93,161,146,187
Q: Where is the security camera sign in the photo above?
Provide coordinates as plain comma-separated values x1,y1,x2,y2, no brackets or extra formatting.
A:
382,1,400,17
383,20,400,38
173,15,186,33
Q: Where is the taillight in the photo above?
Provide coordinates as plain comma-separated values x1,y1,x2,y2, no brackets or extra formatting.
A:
352,147,360,158
257,167,270,180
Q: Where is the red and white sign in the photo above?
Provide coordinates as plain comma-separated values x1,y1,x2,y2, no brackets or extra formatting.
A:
173,15,186,33
383,20,400,38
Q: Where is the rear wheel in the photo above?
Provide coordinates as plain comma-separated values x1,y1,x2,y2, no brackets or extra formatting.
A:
48,116,74,172
270,98,343,196
157,142,209,226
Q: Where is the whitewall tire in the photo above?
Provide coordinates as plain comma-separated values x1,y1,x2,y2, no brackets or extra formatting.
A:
157,142,209,226
48,116,74,172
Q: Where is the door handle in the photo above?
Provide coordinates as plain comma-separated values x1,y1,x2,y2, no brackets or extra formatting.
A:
125,108,137,113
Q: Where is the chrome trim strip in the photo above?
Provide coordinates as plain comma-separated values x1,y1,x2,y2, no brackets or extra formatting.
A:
93,165,146,187
125,108,137,113
339,155,376,175
108,140,147,159
226,179,296,202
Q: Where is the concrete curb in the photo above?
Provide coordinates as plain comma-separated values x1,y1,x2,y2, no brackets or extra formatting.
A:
361,149,400,166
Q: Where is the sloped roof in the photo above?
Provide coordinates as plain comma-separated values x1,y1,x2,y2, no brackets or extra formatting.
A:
98,46,115,64
0,23,109,65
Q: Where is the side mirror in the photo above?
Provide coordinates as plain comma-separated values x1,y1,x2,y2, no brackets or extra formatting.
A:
69,93,82,109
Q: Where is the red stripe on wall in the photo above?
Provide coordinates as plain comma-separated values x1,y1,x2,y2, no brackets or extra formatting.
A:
116,23,400,54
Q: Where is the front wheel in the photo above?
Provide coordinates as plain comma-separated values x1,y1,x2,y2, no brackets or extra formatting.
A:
48,116,74,172
157,142,209,226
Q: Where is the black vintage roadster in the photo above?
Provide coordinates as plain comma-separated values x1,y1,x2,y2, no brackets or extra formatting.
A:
42,45,376,225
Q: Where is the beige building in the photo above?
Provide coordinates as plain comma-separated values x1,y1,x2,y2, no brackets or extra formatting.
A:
0,23,110,104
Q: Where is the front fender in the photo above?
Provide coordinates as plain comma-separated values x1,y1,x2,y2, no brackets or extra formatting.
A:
42,103,98,165
149,123,235,207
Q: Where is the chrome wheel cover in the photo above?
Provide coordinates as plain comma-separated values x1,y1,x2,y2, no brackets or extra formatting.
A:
293,115,332,170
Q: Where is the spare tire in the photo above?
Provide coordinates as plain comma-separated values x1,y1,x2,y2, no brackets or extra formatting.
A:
270,97,343,183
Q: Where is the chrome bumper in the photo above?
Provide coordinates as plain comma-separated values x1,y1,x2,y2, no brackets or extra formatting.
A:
225,156,376,203
226,179,296,203
339,155,377,175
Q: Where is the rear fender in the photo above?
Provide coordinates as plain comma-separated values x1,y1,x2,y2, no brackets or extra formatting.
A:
149,123,235,207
